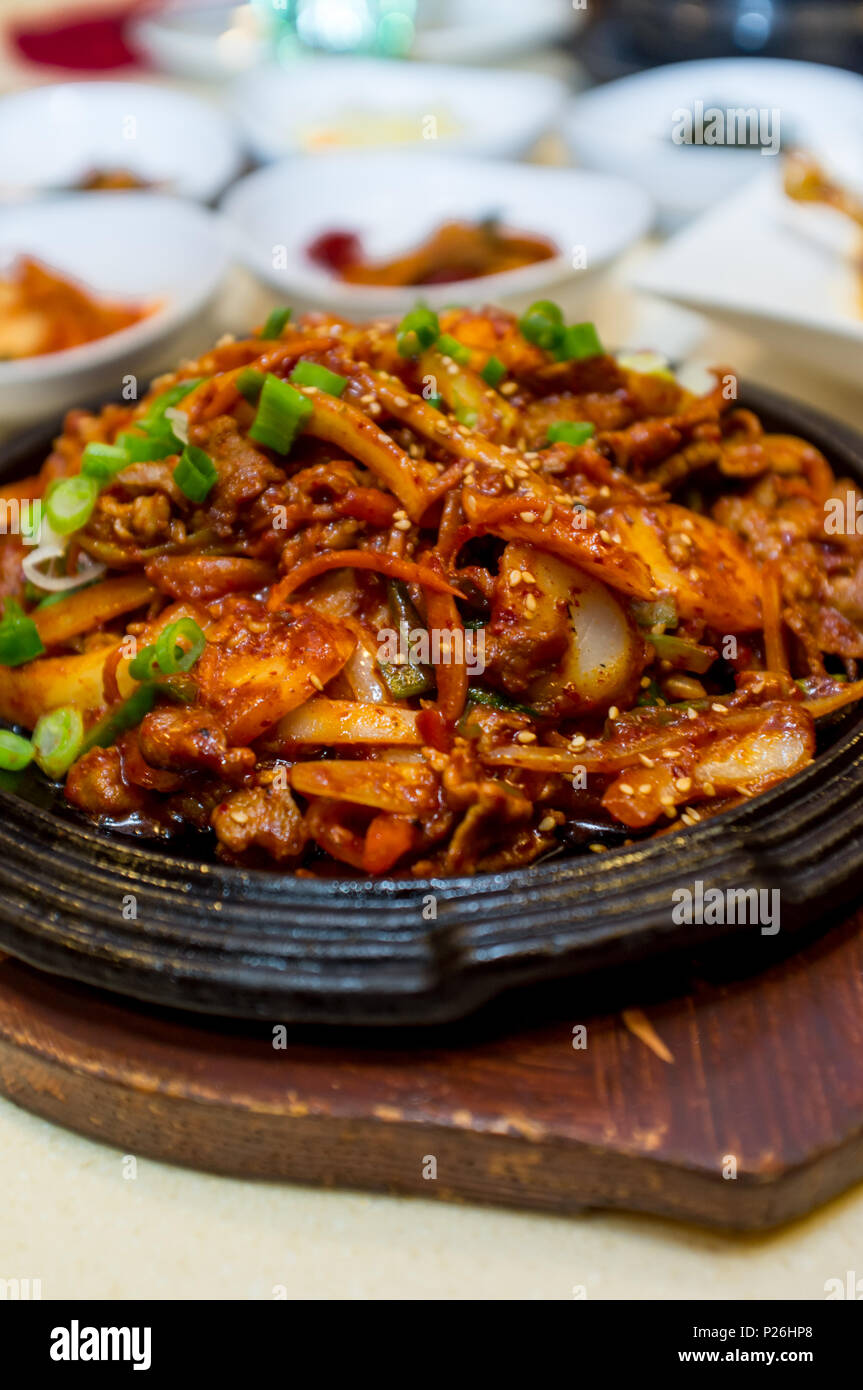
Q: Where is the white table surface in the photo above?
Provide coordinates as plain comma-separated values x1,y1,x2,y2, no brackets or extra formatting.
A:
1,4,862,1298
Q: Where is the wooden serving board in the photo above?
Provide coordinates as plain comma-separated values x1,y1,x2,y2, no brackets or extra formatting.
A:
1,908,863,1231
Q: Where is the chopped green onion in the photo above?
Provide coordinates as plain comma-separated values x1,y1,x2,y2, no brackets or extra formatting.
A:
116,431,179,462
82,684,157,755
556,321,603,361
645,632,716,674
130,618,206,683
0,600,44,666
45,475,99,535
436,333,471,366
290,361,347,397
453,401,478,429
235,368,266,404
173,445,218,504
260,307,292,339
631,597,678,632
249,374,313,454
547,421,595,447
32,706,84,780
81,442,130,486
427,393,443,412
153,618,206,676
0,729,34,771
519,300,564,352
466,687,538,717
397,305,440,358
481,355,506,388
141,378,204,434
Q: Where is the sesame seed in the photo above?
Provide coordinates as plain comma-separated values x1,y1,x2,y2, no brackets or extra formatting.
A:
520,511,537,523
516,730,536,743
538,815,556,833
570,733,587,749
309,674,324,692
638,753,655,767
638,783,652,794
435,420,451,435
664,805,678,818
598,485,611,498
520,571,536,585
619,782,634,795
393,396,408,408
640,676,652,689
608,705,619,719
659,793,674,807
687,707,697,720
711,703,728,714
599,529,611,543
541,504,554,524
231,810,248,823
703,781,716,797
675,776,692,792
510,569,522,585
589,843,606,853
501,381,517,396
393,518,411,531
525,593,537,612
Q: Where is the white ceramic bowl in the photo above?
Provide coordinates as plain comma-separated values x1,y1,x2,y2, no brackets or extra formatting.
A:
220,152,653,317
232,58,568,163
0,82,243,203
0,194,231,430
563,58,863,228
632,167,863,388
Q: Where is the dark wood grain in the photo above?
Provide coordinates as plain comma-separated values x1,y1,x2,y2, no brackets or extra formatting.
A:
1,908,863,1231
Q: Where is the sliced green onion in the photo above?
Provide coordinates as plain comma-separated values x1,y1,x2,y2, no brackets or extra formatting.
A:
0,600,45,666
127,643,159,682
290,361,347,396
46,475,99,535
519,300,564,352
453,401,478,429
260,307,292,339
427,393,443,412
153,618,206,676
547,421,595,447
466,687,538,717
32,706,84,779
249,374,313,454
631,597,678,631
436,333,471,366
0,729,34,771
116,431,179,462
81,442,130,486
481,355,506,388
82,684,156,754
556,321,603,361
645,632,716,674
397,305,439,358
173,445,218,504
235,368,266,404
141,378,204,433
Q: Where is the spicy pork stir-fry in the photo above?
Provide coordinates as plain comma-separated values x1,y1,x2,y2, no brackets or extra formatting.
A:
0,300,861,876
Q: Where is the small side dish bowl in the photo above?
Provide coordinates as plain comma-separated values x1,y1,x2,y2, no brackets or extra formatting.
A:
231,58,568,163
0,194,232,430
0,81,243,203
219,153,653,316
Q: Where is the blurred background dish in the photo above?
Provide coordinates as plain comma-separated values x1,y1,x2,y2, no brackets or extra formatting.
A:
563,57,863,227
0,81,243,202
219,152,653,314
632,167,863,386
0,193,231,428
231,58,568,162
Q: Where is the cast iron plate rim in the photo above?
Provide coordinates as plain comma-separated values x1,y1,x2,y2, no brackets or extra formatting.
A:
0,380,862,1024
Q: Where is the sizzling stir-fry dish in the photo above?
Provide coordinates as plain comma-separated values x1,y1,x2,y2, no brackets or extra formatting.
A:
307,218,557,286
0,300,861,876
0,257,150,360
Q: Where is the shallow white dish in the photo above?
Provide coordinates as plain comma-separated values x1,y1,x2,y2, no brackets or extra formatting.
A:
563,58,863,228
632,168,863,388
0,194,231,429
412,0,581,63
220,152,653,316
0,82,243,203
232,58,567,163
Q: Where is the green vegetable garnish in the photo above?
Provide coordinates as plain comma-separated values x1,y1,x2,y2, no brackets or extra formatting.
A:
129,618,206,683
466,687,538,717
116,431,179,462
46,475,99,535
519,300,564,352
173,445,218,504
436,333,471,366
0,600,44,667
290,361,347,397
32,706,84,780
547,421,595,447
556,321,603,361
481,355,506,388
249,374,313,454
236,368,266,404
0,729,34,771
260,307,292,339
81,442,130,486
141,378,204,434
396,305,440,358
